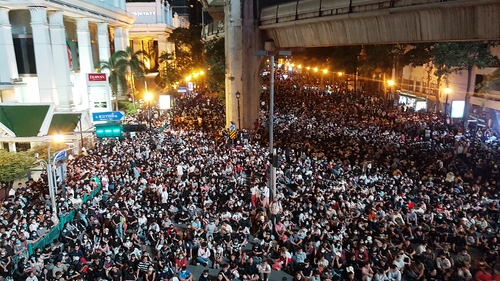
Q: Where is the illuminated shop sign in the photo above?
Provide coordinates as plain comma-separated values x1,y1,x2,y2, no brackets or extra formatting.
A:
131,11,156,16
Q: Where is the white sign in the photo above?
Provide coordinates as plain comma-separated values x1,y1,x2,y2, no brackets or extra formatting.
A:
451,100,465,118
86,73,112,114
159,95,171,110
187,82,194,91
131,11,156,16
415,101,427,111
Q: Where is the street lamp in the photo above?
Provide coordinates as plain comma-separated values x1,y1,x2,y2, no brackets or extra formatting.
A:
47,134,65,215
235,91,241,129
145,92,153,128
253,49,292,202
444,87,452,122
386,80,395,100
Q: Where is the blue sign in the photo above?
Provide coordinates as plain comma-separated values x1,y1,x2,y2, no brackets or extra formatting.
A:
229,124,236,131
92,111,124,122
53,150,66,162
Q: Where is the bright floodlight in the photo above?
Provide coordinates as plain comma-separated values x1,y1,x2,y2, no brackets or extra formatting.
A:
53,134,65,143
145,92,153,101
387,80,395,86
338,72,343,76
323,69,328,74
444,87,452,94
313,67,318,72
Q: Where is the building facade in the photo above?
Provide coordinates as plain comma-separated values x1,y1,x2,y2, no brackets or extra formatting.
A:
0,0,137,151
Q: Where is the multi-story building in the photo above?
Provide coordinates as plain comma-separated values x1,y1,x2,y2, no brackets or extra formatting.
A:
0,0,180,152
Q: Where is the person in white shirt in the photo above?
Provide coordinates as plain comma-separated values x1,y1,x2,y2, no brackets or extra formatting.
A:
387,265,402,281
26,271,38,281
260,186,270,207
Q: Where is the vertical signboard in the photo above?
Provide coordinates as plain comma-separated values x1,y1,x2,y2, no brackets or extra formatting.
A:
86,73,112,114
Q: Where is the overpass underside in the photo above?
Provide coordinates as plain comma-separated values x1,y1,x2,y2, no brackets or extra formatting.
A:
260,0,500,47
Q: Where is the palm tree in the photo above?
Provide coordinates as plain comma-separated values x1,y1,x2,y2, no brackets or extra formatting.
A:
158,51,179,90
98,47,149,109
98,50,128,110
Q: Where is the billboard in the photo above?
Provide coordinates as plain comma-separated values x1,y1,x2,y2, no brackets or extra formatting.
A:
159,95,171,110
451,100,465,118
86,73,112,114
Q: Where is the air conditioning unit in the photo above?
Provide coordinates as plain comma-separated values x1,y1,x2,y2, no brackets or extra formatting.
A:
10,78,23,83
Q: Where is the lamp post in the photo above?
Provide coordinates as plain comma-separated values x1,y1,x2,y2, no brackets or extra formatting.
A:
387,80,395,100
253,50,292,201
443,87,451,123
235,91,241,129
47,134,65,215
145,92,153,128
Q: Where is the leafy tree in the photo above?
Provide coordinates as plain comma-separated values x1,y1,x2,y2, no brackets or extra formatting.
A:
168,27,204,79
0,150,33,197
97,51,129,109
432,42,499,126
98,47,148,109
357,45,393,76
400,43,433,68
476,68,500,95
158,52,180,90
204,37,225,96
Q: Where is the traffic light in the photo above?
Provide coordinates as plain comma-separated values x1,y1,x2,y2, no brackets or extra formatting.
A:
95,123,122,139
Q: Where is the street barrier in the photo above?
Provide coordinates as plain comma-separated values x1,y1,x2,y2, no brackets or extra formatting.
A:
11,177,101,269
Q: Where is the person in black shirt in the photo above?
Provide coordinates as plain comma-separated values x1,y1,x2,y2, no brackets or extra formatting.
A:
241,257,259,281
126,254,139,272
115,248,128,268
198,269,211,281
123,266,136,281
298,259,314,279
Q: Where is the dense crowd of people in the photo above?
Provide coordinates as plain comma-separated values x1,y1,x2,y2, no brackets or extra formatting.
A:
1,81,500,281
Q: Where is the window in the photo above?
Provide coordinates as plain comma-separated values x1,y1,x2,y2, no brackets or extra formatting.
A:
13,37,36,74
474,74,484,93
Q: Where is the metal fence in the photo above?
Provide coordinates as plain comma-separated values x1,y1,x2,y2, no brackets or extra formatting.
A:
11,177,101,268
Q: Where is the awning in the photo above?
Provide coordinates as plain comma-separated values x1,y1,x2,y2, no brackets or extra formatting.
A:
0,104,50,137
48,113,82,135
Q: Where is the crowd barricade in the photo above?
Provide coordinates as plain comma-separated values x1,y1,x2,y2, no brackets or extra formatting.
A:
11,177,101,268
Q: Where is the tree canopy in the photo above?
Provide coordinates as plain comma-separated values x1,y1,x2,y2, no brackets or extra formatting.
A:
204,37,226,95
0,150,33,186
432,42,499,124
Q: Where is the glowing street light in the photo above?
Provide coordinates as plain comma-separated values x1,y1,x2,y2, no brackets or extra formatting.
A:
185,75,192,82
297,65,302,69
313,67,318,72
444,87,452,94
338,72,343,76
323,69,328,74
387,80,395,87
47,134,66,215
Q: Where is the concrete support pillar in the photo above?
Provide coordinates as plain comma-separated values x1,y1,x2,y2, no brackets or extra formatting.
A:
158,34,168,55
132,38,142,53
49,10,73,111
97,23,110,65
77,18,94,111
0,8,22,102
114,26,124,51
224,0,261,129
29,6,58,103
122,27,130,49
8,142,16,153
0,8,18,84
77,18,94,74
